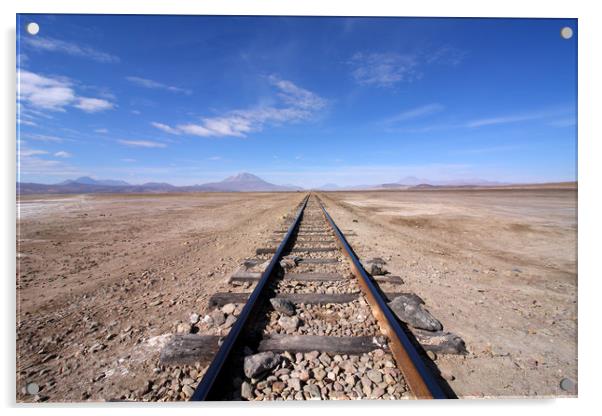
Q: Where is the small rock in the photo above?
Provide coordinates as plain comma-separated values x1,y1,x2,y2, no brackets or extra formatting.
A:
388,293,443,331
176,322,191,334
189,313,200,324
280,255,300,270
182,384,195,397
272,381,285,393
313,368,326,381
210,310,226,326
369,263,387,276
149,299,163,306
244,352,281,379
305,384,321,400
241,381,253,400
426,350,437,360
288,377,302,391
371,387,385,399
223,314,237,329
278,316,300,331
366,369,382,384
270,298,296,316
222,303,236,315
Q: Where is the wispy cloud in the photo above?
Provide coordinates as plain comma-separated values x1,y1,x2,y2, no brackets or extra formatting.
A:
54,151,72,158
385,103,444,124
18,145,80,179
151,122,181,135
208,156,222,161
74,97,114,113
348,46,466,88
466,114,545,128
94,128,109,134
424,46,467,66
22,36,119,63
20,133,64,143
349,52,419,87
157,76,327,138
20,148,48,157
126,76,192,95
465,108,572,128
118,140,167,148
121,158,136,163
18,70,115,113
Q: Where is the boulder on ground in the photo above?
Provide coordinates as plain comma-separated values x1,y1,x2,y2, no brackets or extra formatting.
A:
388,293,442,331
243,351,281,379
412,328,467,355
270,298,296,316
280,255,300,270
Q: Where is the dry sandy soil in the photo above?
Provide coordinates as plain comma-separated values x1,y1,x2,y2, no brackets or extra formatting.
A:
16,188,577,401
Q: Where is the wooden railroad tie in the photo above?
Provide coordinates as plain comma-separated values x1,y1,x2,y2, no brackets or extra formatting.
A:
208,291,406,308
256,247,338,255
161,335,386,365
229,270,404,285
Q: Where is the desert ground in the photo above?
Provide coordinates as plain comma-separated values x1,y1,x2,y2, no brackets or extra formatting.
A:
16,188,577,401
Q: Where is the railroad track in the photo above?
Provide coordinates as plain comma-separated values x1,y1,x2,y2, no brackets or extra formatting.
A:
162,194,449,400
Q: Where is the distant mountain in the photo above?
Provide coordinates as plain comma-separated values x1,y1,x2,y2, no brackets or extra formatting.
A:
60,176,131,187
397,176,430,186
18,172,302,195
196,173,302,192
317,183,341,191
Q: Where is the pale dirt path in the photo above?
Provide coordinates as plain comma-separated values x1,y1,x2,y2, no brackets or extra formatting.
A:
17,192,305,402
319,189,577,398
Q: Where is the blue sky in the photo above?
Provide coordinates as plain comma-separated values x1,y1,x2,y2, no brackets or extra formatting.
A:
17,15,577,187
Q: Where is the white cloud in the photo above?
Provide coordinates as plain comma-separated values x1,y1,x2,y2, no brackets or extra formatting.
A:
20,148,48,157
23,36,119,63
18,70,115,114
54,151,72,158
151,122,181,135
349,52,420,87
208,156,222,161
74,97,114,113
18,70,75,110
162,76,327,138
95,128,109,134
126,76,192,95
118,140,167,148
21,133,64,143
17,145,80,180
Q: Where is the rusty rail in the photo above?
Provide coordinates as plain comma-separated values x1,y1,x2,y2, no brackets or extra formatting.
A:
316,197,447,399
190,194,309,400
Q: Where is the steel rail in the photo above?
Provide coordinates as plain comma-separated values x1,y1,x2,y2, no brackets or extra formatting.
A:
190,194,310,401
316,197,448,399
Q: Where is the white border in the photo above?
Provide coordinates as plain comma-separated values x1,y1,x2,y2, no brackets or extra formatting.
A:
2,1,600,415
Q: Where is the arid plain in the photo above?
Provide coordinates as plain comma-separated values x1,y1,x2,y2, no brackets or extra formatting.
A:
16,187,577,401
